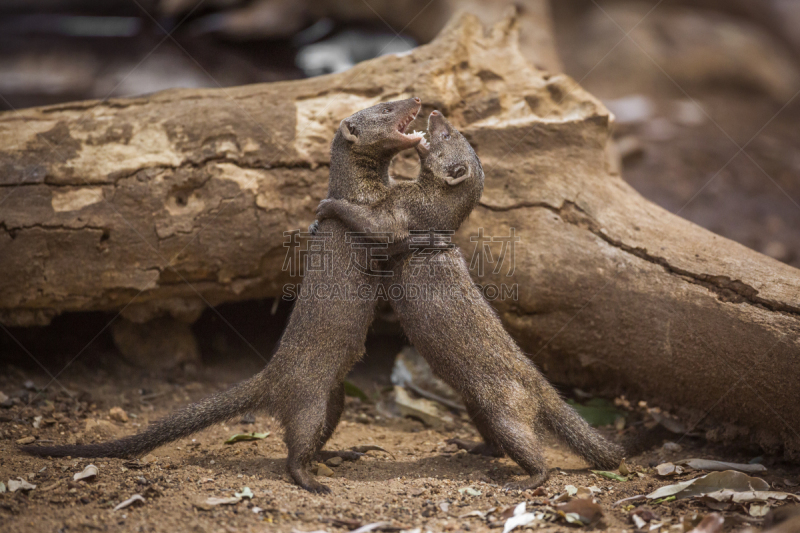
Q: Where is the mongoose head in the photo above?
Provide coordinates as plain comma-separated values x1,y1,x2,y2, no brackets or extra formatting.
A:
336,97,424,157
417,110,484,188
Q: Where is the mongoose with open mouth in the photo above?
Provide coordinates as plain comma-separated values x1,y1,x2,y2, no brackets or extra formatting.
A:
315,110,482,256
317,111,624,490
21,97,426,494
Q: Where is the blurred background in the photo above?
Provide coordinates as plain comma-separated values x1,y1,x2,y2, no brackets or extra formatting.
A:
1,0,799,373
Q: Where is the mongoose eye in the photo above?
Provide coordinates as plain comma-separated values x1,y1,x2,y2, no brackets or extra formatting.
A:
383,107,392,114
443,132,451,139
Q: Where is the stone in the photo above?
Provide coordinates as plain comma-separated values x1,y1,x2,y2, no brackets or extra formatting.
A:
325,456,343,467
109,407,129,423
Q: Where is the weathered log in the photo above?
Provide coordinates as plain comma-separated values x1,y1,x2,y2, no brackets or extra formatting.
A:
1,13,798,457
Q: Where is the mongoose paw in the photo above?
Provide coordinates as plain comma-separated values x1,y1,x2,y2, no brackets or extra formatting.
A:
308,220,320,235
471,442,505,458
316,450,364,462
502,472,548,492
446,438,504,457
315,199,335,219
336,451,364,461
301,479,332,494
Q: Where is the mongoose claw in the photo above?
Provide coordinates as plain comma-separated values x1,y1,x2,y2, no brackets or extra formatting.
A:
338,451,365,461
302,480,332,494
308,219,320,235
446,438,504,457
316,450,364,462
502,472,548,492
315,199,335,219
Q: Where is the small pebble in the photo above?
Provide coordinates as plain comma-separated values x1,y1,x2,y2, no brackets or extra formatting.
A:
109,407,129,423
325,456,343,467
315,463,335,477
16,436,36,445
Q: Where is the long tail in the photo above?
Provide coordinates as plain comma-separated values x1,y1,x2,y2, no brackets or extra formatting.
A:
543,389,625,470
20,369,272,459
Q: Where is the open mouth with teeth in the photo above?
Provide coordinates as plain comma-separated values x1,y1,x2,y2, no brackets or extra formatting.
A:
395,108,426,146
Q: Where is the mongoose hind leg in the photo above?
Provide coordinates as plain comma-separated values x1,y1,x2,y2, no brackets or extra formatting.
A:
490,415,549,492
285,403,333,494
448,404,504,457
315,383,364,462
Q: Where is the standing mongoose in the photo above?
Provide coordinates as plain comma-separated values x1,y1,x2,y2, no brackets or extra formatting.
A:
316,111,624,490
21,97,426,494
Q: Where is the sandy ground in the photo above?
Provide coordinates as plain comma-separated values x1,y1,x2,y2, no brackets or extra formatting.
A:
1,360,797,533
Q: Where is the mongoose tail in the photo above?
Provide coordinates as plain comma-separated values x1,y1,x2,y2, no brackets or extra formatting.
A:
543,388,625,470
20,368,270,459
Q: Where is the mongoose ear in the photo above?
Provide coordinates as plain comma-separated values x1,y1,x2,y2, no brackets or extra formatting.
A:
450,165,469,180
339,119,358,143
445,165,471,186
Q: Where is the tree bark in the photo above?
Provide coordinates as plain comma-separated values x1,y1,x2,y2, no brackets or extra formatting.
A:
1,13,798,457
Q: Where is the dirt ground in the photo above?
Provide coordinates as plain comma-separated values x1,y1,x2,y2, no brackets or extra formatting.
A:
1,356,798,533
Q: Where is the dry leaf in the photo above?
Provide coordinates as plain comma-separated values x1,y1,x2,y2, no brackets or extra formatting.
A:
701,489,800,503
349,522,393,533
557,498,604,525
394,386,453,428
631,505,659,522
8,478,36,492
656,462,684,476
203,496,241,506
647,470,769,500
224,432,269,444
676,458,767,473
235,487,253,499
592,470,628,481
687,513,724,533
503,502,537,533
613,494,646,506
749,504,770,517
575,486,599,499
113,494,144,511
73,464,98,482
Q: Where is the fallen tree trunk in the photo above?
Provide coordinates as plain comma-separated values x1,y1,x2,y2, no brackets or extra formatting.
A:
1,13,799,457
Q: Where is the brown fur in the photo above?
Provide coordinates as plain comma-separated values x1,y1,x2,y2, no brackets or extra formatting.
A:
318,112,624,490
20,97,425,494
